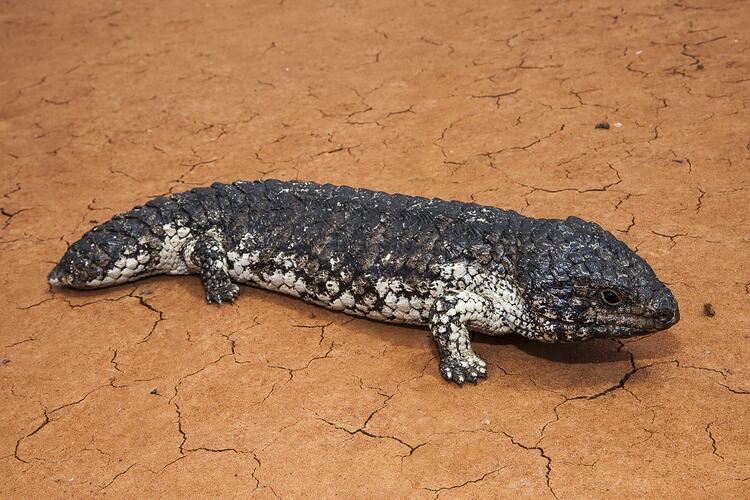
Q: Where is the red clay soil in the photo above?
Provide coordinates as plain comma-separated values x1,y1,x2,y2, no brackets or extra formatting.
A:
1,0,749,497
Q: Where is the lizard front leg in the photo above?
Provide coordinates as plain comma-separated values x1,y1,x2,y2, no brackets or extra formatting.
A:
190,229,240,304
429,291,492,385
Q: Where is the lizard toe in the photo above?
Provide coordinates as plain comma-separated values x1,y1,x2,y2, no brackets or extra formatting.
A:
439,356,488,386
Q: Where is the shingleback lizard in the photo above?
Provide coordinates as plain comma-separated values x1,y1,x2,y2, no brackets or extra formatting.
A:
48,179,680,385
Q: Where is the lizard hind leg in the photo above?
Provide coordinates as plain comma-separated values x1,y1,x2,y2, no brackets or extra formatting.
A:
190,229,240,304
429,291,490,386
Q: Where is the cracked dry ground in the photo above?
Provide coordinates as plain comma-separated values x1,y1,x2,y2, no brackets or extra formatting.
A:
1,0,749,497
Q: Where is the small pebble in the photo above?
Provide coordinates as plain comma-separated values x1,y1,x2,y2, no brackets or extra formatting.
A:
150,388,159,395
481,419,491,425
696,63,704,70
703,303,715,317
595,122,610,130
0,358,10,365
613,122,622,128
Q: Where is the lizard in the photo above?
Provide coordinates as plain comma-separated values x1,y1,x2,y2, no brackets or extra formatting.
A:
48,179,680,385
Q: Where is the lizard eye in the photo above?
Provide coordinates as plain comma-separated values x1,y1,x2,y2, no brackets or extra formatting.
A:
601,289,621,306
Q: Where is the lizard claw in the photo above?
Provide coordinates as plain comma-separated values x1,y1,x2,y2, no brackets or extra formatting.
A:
439,356,488,386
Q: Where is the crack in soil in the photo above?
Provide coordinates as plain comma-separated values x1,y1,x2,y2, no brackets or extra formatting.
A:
100,462,137,490
705,422,723,460
424,465,508,496
502,431,558,499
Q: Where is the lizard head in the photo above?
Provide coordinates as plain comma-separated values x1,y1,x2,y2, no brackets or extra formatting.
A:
48,218,157,289
513,216,679,341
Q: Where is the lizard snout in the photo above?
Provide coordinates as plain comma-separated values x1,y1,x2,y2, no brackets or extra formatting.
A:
48,264,67,286
651,289,680,329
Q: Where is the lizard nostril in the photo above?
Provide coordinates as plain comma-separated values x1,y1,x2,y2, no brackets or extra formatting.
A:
652,288,679,327
656,309,675,325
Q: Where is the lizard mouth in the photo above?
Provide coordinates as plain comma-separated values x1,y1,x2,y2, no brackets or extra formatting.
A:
581,316,677,340
596,306,680,336
535,311,679,342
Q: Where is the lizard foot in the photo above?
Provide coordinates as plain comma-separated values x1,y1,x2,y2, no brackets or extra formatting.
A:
439,355,488,386
206,283,240,304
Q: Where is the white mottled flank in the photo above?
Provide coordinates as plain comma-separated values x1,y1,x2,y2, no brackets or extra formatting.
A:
227,255,531,343
81,230,533,342
156,224,196,275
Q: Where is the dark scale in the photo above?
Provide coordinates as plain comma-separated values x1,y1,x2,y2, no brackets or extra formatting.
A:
49,180,680,385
